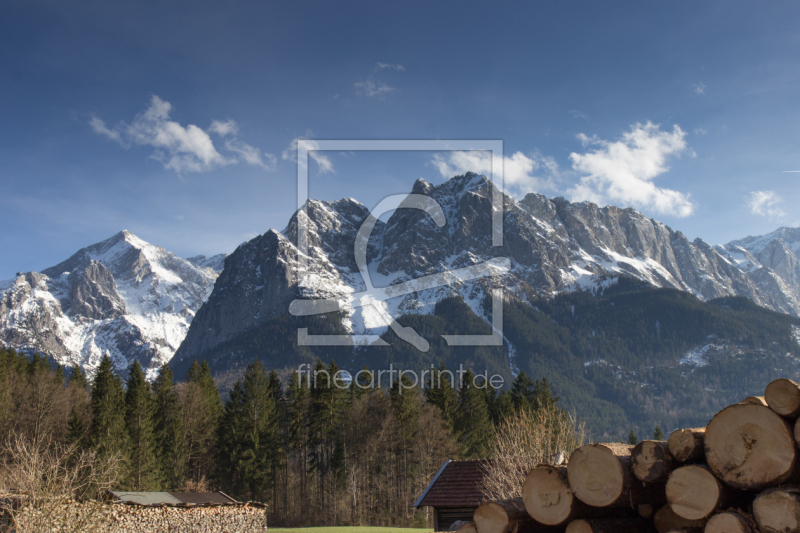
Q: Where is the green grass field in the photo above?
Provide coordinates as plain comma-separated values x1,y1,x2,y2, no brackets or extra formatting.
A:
268,527,433,533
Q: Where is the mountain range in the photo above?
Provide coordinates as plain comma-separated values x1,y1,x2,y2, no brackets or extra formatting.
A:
2,172,800,437
0,230,224,379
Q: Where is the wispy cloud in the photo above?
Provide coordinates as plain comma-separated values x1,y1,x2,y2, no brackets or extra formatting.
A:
693,82,706,95
354,78,395,98
746,190,785,219
89,116,121,142
569,109,589,120
375,62,405,71
282,137,335,174
694,128,707,135
354,62,405,98
430,150,561,196
567,122,695,217
90,96,275,174
209,119,239,137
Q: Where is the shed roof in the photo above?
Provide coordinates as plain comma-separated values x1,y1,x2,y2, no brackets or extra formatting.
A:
414,459,492,508
169,492,238,504
111,492,182,505
111,491,238,506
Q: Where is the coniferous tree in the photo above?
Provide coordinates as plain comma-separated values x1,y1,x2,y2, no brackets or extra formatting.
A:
457,369,493,458
307,359,348,513
653,425,665,440
627,429,638,445
185,360,222,483
153,364,186,489
217,361,280,501
286,370,310,510
424,362,459,429
510,371,536,411
124,360,159,490
88,355,128,461
68,363,88,390
485,387,514,424
532,378,559,411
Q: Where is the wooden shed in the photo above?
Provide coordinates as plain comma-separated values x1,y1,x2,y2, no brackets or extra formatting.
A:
414,459,491,531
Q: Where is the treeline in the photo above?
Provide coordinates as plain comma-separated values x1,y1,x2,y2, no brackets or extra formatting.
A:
0,346,561,528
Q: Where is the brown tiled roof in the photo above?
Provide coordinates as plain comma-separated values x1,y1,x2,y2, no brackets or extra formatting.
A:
415,459,492,508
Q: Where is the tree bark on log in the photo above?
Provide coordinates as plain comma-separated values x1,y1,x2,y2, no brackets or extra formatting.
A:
704,403,796,490
753,486,800,533
740,396,767,406
473,499,534,533
704,510,758,533
567,444,648,508
565,517,654,533
665,465,727,520
652,505,707,533
667,428,705,464
765,378,800,418
631,440,673,483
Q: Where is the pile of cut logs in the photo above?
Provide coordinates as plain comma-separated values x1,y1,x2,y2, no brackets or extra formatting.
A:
458,378,800,533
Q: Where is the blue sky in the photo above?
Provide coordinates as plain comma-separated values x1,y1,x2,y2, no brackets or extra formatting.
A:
1,1,799,279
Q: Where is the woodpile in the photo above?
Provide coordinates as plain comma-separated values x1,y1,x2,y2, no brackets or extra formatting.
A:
5,498,268,532
458,377,800,533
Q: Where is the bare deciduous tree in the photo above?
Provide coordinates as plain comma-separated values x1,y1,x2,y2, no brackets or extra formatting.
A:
0,433,120,533
481,405,586,501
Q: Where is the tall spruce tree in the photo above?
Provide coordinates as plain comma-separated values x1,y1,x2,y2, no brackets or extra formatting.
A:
186,359,222,483
286,370,310,510
152,364,186,490
424,362,459,429
88,355,128,462
124,360,159,490
457,369,493,458
307,360,348,513
510,371,536,411
217,361,280,501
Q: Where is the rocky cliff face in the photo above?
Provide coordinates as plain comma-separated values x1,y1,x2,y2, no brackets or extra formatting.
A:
0,231,219,377
175,173,800,363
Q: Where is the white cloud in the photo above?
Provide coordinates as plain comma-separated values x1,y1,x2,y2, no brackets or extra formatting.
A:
567,122,695,217
746,190,785,219
430,150,560,196
569,109,589,120
89,116,121,142
209,119,239,137
354,62,405,98
90,96,275,174
282,137,335,174
693,82,706,95
225,139,276,170
375,62,405,71
354,78,395,98
694,128,707,135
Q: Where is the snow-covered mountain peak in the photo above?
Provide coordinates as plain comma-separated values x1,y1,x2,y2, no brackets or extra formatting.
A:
1,231,221,379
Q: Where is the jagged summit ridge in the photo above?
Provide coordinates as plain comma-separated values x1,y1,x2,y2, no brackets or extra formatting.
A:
0,231,219,378
175,173,800,364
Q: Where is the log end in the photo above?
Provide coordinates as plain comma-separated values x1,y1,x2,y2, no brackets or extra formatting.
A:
632,440,672,482
522,465,573,525
705,403,796,490
665,466,721,520
705,510,757,533
753,487,800,533
567,444,630,507
765,377,800,417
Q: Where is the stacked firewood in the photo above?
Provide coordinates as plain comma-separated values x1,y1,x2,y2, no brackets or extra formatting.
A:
458,377,800,533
